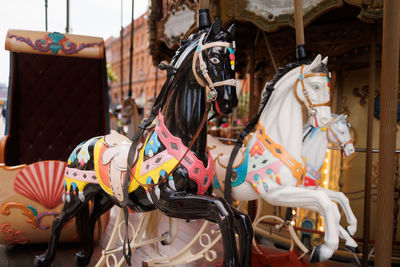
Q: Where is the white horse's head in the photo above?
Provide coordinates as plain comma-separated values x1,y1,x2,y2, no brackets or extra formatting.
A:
294,54,331,127
328,114,354,157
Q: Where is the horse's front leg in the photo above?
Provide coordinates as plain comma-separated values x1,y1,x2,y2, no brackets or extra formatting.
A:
150,186,240,267
34,196,87,267
231,208,253,267
316,187,357,236
258,183,340,262
75,191,114,266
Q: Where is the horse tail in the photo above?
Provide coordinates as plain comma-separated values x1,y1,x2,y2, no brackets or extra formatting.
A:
76,200,90,249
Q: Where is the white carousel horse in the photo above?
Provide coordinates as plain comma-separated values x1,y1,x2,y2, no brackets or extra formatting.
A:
301,113,358,252
208,55,345,262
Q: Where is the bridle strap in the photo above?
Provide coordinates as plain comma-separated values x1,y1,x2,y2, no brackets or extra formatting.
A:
327,118,353,147
192,33,236,102
293,65,330,113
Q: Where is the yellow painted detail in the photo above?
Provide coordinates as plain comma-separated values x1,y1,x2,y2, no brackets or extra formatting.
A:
128,135,179,192
320,127,327,131
64,177,88,192
93,137,115,196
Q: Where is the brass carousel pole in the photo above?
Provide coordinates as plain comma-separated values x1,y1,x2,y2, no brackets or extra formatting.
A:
294,0,306,61
376,1,400,266
362,23,376,267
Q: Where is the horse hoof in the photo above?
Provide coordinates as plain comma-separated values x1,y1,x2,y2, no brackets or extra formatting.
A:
345,245,360,254
75,252,89,267
34,254,49,267
310,245,321,263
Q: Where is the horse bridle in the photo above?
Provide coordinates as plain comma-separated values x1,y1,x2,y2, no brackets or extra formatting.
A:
294,64,331,116
327,117,353,148
192,33,237,102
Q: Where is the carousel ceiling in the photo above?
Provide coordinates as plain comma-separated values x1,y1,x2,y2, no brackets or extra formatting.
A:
149,0,383,67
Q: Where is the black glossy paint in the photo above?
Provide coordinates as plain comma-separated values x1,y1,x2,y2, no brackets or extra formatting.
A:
34,19,252,267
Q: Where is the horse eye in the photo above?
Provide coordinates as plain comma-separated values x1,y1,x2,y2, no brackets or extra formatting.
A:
312,84,320,90
210,57,220,64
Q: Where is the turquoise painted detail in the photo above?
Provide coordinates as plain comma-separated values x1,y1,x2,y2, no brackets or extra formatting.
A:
46,32,65,54
26,205,38,217
254,174,260,182
168,176,173,181
299,74,304,80
266,169,272,175
231,145,251,187
197,45,202,52
228,47,235,54
214,176,220,189
160,169,166,177
309,127,318,139
71,182,77,191
146,177,153,184
145,131,161,156
68,141,84,164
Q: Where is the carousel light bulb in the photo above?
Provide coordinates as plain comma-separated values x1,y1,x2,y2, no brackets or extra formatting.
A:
292,210,296,215
325,158,329,163
319,226,324,232
290,220,295,226
323,169,328,174
323,181,328,186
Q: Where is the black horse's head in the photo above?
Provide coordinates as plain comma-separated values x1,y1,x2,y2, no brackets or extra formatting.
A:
193,18,238,115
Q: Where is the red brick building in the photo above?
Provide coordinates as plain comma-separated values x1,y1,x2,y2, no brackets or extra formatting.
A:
105,11,166,116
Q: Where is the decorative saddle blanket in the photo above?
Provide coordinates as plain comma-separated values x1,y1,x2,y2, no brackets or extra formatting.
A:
128,111,215,195
63,113,215,203
215,123,305,195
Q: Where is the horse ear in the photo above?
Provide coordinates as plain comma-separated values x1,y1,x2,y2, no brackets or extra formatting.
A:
206,17,221,42
304,54,321,73
227,23,236,38
322,56,328,65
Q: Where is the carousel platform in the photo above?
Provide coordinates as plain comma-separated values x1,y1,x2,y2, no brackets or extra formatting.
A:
0,207,362,267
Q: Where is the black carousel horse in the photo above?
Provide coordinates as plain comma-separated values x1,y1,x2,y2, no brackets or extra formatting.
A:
34,16,253,267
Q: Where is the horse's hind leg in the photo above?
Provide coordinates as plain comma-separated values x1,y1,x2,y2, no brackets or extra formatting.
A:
232,208,253,267
75,192,114,266
151,188,240,267
316,187,357,235
34,195,89,267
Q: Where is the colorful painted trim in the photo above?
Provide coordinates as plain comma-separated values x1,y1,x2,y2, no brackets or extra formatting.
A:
155,111,215,195
128,112,215,195
8,32,102,55
256,123,305,185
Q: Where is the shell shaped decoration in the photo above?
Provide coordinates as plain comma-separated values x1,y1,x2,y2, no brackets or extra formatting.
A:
14,161,67,209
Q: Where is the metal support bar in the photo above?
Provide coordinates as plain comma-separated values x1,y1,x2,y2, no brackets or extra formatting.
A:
362,23,376,267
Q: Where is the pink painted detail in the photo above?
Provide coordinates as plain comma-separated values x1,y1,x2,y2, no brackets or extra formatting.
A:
156,111,215,195
1,223,29,245
14,161,67,210
249,140,265,157
140,150,175,176
64,167,99,183
304,176,318,187
245,160,284,185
